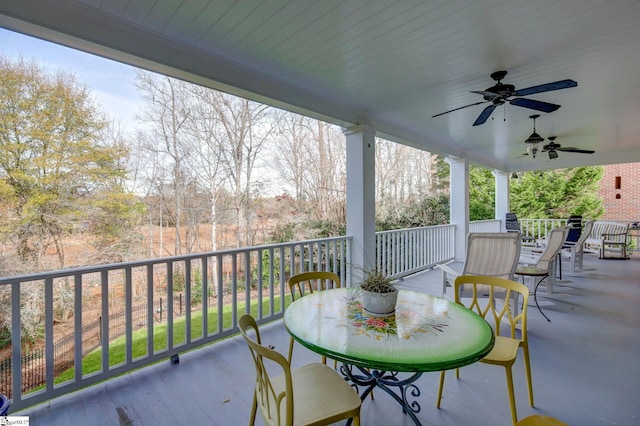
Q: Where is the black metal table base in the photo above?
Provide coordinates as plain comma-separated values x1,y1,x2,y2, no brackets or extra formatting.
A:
517,272,552,322
341,364,423,425
532,275,551,322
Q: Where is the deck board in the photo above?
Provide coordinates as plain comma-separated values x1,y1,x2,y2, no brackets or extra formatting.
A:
13,254,640,425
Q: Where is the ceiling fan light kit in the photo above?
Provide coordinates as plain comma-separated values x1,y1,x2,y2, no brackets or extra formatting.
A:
525,115,543,158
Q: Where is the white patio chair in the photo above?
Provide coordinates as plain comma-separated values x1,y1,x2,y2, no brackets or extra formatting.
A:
518,227,569,287
516,227,569,321
562,220,595,273
437,232,522,298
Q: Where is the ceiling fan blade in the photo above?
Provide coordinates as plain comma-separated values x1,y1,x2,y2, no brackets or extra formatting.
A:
513,79,577,96
432,101,487,118
510,97,561,113
558,147,595,154
472,104,497,126
470,90,501,100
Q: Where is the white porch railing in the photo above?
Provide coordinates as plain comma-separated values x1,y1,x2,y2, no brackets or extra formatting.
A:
469,219,502,233
0,236,350,411
519,218,568,241
375,224,455,279
1,223,460,411
0,217,614,412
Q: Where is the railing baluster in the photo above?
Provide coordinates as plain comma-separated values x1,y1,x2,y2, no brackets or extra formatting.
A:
278,246,286,312
74,274,82,383
146,264,154,357
125,267,133,364
184,261,191,345
268,247,275,315
254,249,260,318
166,261,173,352
231,253,238,329
201,256,208,341
45,277,54,391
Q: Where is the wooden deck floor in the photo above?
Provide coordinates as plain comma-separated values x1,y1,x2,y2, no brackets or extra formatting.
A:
13,253,640,425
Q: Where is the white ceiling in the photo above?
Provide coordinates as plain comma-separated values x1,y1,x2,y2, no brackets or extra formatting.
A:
2,0,640,172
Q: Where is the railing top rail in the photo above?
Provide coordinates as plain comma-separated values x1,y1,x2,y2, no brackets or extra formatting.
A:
375,223,454,236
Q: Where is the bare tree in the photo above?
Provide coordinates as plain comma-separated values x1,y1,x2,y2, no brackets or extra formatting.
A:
376,140,437,220
184,85,231,252
135,72,194,255
207,92,273,246
272,113,346,228
304,121,346,223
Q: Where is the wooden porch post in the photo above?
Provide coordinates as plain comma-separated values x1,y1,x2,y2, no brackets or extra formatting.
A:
493,169,511,231
447,157,469,262
344,125,376,284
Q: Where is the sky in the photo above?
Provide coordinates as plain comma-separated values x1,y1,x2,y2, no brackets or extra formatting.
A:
0,27,290,196
0,27,144,132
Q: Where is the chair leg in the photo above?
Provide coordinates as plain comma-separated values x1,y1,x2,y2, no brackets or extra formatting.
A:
577,252,583,271
504,366,518,425
249,392,257,425
287,337,295,363
522,344,534,407
352,414,360,426
441,270,448,297
436,370,446,408
569,248,576,273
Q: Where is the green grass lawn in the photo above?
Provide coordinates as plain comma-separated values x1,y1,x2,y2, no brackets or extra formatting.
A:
53,294,291,385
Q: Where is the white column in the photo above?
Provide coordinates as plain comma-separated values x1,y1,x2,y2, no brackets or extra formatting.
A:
493,170,511,231
447,157,469,261
344,125,376,283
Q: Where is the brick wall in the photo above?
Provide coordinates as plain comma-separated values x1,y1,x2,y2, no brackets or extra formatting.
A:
597,162,640,221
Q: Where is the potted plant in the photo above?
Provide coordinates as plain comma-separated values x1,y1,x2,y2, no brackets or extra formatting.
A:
359,269,398,317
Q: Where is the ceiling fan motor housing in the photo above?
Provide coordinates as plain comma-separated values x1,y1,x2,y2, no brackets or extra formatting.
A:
485,83,515,101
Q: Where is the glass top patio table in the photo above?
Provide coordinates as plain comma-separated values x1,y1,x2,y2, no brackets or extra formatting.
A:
284,287,494,373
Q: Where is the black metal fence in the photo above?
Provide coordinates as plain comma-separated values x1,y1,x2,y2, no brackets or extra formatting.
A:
0,297,181,398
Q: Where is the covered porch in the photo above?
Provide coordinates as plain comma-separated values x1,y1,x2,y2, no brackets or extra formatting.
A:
15,252,640,425
1,2,640,425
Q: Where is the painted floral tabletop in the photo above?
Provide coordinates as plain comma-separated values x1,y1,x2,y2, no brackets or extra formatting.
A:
284,287,494,372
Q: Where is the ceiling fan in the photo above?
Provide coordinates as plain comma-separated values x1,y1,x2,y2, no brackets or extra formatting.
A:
541,136,595,160
521,115,595,159
432,70,577,126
